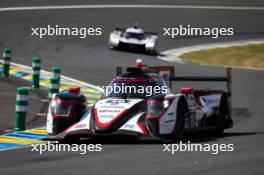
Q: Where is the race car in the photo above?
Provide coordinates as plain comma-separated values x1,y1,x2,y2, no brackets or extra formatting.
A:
108,24,159,54
45,59,233,142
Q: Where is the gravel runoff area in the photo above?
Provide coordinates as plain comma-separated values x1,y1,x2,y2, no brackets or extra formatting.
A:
0,75,48,133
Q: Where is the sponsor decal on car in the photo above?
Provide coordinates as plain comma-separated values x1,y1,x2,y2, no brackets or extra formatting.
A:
98,109,122,113
105,99,130,105
74,124,87,129
124,124,135,129
100,115,115,119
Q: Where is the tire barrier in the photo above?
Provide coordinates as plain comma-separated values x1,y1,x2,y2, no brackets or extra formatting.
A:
14,87,29,131
32,57,41,88
2,48,11,77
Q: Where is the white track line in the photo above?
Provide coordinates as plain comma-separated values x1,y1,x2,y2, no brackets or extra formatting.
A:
0,4,263,12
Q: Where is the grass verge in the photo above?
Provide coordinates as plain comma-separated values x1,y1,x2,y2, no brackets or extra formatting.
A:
180,43,264,68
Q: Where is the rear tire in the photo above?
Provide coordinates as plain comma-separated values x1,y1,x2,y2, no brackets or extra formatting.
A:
214,94,228,135
149,49,158,55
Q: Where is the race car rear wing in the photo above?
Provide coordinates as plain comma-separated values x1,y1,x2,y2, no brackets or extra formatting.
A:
169,68,232,97
114,27,126,32
169,67,232,122
145,32,159,36
113,28,158,36
116,66,232,96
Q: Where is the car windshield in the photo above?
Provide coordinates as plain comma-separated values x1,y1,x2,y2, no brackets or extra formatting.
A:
124,32,145,40
103,80,164,99
51,100,72,116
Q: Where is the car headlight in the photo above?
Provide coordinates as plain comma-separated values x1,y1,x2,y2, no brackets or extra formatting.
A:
145,41,155,48
110,35,120,44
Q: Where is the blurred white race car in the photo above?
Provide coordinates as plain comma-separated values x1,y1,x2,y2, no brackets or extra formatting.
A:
109,24,159,54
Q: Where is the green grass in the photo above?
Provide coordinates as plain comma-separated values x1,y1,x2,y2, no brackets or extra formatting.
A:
179,43,264,68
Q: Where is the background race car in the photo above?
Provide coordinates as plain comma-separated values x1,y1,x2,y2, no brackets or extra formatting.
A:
109,24,159,54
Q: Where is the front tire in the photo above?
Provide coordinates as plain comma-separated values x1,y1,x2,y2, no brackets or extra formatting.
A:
148,45,158,55
109,44,116,50
173,98,187,141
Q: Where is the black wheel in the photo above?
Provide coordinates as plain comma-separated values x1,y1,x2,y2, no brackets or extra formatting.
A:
173,98,187,141
109,46,114,50
149,50,158,56
148,46,158,55
214,94,228,135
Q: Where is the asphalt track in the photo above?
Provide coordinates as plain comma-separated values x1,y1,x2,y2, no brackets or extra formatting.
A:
0,0,264,174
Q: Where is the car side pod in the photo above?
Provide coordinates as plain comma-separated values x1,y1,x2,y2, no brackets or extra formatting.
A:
170,67,233,129
45,87,88,137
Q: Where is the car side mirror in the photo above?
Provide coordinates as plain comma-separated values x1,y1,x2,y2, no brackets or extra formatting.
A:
164,94,175,100
180,88,194,94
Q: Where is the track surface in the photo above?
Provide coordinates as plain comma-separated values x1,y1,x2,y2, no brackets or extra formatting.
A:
0,1,264,174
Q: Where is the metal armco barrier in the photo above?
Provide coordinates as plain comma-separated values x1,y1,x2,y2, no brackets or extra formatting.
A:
51,67,61,80
32,57,41,88
2,48,11,77
15,87,29,131
49,76,60,98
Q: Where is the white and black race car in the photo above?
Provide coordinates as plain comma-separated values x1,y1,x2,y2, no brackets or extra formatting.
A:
109,24,158,54
45,60,233,142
